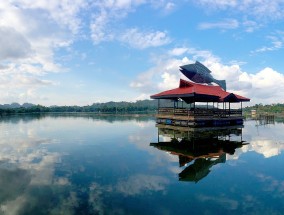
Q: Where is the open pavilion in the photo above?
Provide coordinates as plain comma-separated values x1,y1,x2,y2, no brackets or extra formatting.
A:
150,71,250,127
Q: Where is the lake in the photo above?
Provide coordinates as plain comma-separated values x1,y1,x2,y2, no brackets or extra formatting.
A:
0,114,284,215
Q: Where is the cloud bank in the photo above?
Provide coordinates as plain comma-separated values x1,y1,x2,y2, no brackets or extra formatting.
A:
131,47,284,104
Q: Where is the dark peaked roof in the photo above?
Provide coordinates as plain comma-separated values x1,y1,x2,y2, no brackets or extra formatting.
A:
150,79,250,103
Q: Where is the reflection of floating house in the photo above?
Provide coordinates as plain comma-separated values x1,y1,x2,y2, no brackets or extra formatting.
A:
150,126,248,183
150,61,250,127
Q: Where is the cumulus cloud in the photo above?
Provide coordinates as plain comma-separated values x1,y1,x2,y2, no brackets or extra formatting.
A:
131,46,284,104
130,57,191,95
0,0,87,104
0,27,31,60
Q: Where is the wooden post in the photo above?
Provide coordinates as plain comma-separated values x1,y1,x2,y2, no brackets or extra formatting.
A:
158,128,160,142
158,99,160,114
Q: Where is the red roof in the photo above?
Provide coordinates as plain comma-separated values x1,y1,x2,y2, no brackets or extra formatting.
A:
150,79,250,103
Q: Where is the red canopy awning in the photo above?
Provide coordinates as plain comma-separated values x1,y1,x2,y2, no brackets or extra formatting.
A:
150,79,250,103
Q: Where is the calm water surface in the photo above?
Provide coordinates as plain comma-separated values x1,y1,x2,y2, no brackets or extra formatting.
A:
0,114,284,215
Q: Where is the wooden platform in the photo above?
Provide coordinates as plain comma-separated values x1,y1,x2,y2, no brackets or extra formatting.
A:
156,108,244,127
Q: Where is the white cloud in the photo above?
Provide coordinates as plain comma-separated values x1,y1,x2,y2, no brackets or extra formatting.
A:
196,0,284,21
9,0,86,34
90,10,113,44
120,28,171,49
197,0,237,9
90,0,146,44
0,27,31,60
90,1,173,47
198,19,239,30
130,57,191,95
131,46,284,104
242,19,262,32
252,32,284,53
0,0,87,104
168,47,188,56
164,2,176,12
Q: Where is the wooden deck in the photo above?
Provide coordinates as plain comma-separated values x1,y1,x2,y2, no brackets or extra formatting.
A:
156,108,244,127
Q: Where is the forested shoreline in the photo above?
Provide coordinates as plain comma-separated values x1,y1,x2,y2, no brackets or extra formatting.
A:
0,100,158,114
1,100,284,115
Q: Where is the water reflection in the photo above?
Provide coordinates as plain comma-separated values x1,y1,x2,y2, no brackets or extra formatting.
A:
151,125,248,183
0,113,154,124
1,115,284,214
0,114,158,215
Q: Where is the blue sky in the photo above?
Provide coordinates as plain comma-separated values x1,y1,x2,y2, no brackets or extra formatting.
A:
1,0,284,105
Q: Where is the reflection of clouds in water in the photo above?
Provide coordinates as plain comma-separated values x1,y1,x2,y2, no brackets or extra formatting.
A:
0,130,60,185
89,183,107,215
132,121,153,128
228,122,284,159
88,174,169,215
128,125,179,173
256,173,284,198
0,168,31,202
1,196,27,215
228,139,284,160
116,174,169,196
0,119,72,214
30,153,61,185
159,136,171,142
248,140,284,158
197,194,239,210
0,116,170,215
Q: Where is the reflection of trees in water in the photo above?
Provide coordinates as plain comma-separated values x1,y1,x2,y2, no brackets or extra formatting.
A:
0,113,154,124
151,127,248,183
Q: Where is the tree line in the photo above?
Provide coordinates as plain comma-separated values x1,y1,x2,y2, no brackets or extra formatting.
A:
2,101,284,115
0,100,158,115
243,103,284,114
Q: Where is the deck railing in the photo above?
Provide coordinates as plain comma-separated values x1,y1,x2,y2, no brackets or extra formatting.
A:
158,108,242,117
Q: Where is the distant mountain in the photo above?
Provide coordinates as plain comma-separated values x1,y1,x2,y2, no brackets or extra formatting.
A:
0,103,35,109
22,103,35,108
0,100,157,114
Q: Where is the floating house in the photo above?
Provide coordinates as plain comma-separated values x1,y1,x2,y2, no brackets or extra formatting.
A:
150,61,250,127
